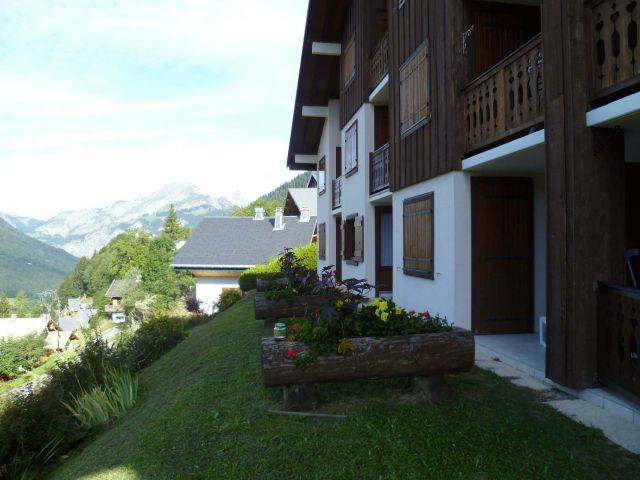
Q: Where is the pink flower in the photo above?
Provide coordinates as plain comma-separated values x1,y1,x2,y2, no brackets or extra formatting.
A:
287,349,298,358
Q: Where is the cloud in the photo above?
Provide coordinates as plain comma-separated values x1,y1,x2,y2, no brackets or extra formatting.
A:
0,0,308,218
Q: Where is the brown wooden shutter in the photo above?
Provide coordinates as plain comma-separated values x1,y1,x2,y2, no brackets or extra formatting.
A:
353,215,364,262
343,33,356,86
399,41,429,134
403,193,434,278
318,223,326,260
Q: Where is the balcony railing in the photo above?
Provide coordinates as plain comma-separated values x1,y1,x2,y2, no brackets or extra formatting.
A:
104,304,124,313
463,33,544,154
369,143,390,195
332,177,342,210
588,0,640,101
369,31,389,91
597,282,640,400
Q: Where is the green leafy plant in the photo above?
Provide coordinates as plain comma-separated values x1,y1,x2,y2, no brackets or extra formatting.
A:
216,289,243,312
64,367,138,430
0,333,47,380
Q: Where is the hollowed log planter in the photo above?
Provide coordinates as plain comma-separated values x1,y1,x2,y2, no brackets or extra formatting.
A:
254,294,327,320
261,328,475,387
256,278,288,292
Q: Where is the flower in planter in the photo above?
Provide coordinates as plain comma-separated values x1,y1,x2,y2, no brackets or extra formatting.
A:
380,312,389,322
421,311,431,319
287,349,298,358
293,323,300,334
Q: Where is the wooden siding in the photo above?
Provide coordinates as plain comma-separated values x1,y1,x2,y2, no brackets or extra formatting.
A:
390,0,463,192
543,1,627,389
341,0,371,127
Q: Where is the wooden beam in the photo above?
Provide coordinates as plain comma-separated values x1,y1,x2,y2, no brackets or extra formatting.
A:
311,42,341,56
294,154,318,165
301,106,329,118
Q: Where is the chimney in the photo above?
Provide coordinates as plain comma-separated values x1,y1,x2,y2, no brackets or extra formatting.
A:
254,207,265,221
274,207,284,230
299,207,310,222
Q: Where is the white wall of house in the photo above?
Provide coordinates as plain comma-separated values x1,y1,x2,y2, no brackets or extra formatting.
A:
196,276,240,314
317,99,341,274
339,103,377,290
391,171,472,329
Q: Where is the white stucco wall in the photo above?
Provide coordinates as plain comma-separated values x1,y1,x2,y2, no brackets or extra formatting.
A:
392,171,472,329
317,99,341,274
339,103,377,289
196,277,240,314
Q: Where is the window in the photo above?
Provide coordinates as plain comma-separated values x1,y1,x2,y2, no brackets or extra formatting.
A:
342,214,364,265
398,0,406,8
400,41,429,136
344,121,358,175
318,223,326,260
318,157,326,194
403,192,434,278
343,33,356,87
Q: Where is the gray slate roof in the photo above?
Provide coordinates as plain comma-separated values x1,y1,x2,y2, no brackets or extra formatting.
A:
171,216,316,269
105,279,127,298
67,298,82,312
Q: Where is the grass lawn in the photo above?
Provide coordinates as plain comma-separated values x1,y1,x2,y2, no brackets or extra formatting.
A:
51,294,640,480
0,350,76,395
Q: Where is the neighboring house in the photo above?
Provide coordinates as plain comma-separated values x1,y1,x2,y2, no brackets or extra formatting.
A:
0,317,48,340
45,330,74,352
171,206,317,313
57,313,89,332
67,298,83,313
286,0,640,407
105,279,127,313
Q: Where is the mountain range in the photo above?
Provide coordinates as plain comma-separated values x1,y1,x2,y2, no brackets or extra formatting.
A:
0,218,78,297
0,183,235,258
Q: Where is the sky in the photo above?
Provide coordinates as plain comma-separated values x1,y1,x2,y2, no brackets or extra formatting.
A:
0,0,308,219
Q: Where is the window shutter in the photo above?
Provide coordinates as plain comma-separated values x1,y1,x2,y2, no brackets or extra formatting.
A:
318,223,326,260
403,193,434,278
353,215,364,262
340,220,346,259
399,40,429,135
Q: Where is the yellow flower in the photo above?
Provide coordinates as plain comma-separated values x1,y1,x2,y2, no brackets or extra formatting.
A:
379,302,388,311
381,312,389,322
335,299,344,309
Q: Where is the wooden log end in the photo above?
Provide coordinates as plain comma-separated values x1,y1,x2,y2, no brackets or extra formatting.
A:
283,384,317,411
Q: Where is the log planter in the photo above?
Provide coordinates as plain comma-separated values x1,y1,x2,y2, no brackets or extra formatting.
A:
256,277,288,292
254,294,328,321
261,327,475,388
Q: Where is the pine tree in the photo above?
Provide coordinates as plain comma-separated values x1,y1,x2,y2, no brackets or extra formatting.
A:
15,290,29,318
0,293,11,318
163,204,191,241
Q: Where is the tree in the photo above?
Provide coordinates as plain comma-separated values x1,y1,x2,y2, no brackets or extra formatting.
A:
0,293,10,318
231,199,281,217
163,204,191,241
15,290,29,318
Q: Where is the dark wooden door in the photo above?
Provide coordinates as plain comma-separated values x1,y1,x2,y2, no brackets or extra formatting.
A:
472,177,534,334
335,216,342,282
375,207,393,293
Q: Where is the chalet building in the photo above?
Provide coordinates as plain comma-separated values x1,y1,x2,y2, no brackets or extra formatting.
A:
287,0,640,417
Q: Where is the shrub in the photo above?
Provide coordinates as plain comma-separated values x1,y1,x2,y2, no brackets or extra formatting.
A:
216,289,243,312
116,317,185,371
238,243,318,292
184,295,201,313
0,333,47,380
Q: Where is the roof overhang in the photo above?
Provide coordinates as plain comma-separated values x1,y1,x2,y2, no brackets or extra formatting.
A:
286,0,349,171
171,264,252,271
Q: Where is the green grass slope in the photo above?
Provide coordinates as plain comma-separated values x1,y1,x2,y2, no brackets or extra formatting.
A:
0,218,77,297
52,296,640,480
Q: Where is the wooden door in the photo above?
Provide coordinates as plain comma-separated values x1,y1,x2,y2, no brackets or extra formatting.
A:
375,207,393,293
335,216,342,282
472,177,533,334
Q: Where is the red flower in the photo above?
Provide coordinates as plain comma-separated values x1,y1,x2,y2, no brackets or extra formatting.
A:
287,349,298,358
293,323,300,334
421,311,431,319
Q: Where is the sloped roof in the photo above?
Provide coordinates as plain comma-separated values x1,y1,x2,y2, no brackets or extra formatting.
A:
171,216,316,269
105,279,127,298
285,188,318,217
45,331,73,351
67,298,82,312
0,317,48,340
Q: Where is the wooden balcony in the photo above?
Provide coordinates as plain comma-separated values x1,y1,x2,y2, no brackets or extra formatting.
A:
104,304,124,313
597,282,640,401
463,33,544,154
369,143,390,195
332,177,342,210
369,31,389,92
588,0,640,102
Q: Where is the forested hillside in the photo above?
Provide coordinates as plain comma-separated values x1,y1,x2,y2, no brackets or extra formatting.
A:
231,172,312,216
57,208,194,317
0,218,77,297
